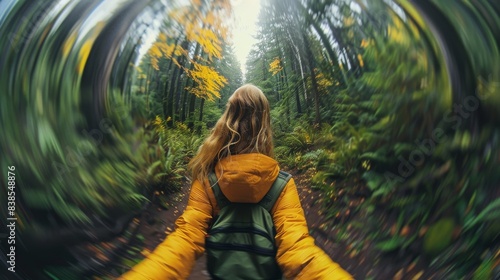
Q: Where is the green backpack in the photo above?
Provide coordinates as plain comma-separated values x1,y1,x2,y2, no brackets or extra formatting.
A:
206,171,292,280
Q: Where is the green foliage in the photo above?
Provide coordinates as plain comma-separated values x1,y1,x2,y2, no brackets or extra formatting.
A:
463,197,500,231
424,218,456,257
283,124,316,152
259,2,500,278
193,99,223,129
362,171,396,198
3,0,494,277
473,257,494,280
149,115,204,190
148,146,184,183
273,145,296,168
375,236,407,252
0,84,154,227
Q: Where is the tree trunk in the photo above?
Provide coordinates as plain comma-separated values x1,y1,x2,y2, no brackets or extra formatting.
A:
163,37,181,123
183,41,202,125
303,34,321,126
197,98,205,133
327,19,359,80
168,40,189,125
285,29,308,106
290,53,302,117
187,91,197,130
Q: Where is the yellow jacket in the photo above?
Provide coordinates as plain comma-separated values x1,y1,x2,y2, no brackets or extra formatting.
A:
121,153,353,279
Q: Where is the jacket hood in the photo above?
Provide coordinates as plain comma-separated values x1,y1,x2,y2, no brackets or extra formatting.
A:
214,153,280,203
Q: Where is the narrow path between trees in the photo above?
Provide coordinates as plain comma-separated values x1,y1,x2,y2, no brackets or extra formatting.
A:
120,169,440,280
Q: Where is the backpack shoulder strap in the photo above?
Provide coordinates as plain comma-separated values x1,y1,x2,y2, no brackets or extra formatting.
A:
208,172,231,209
259,171,292,212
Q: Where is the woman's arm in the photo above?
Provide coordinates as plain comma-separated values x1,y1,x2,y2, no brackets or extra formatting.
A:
272,178,353,280
120,179,213,280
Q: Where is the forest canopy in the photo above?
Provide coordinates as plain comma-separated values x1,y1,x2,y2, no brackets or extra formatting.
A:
0,0,499,278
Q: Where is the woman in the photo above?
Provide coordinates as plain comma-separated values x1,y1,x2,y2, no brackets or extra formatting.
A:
121,84,352,279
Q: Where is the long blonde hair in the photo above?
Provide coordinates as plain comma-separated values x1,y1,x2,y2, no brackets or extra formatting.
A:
188,84,274,183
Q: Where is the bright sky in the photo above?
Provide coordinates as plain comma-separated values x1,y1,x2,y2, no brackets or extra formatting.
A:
229,0,261,76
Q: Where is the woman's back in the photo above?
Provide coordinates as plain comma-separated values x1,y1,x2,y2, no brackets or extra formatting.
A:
120,84,353,279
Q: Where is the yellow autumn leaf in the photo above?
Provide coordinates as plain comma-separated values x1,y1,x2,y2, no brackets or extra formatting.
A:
178,48,187,57
158,32,167,42
150,56,159,71
387,12,408,44
62,32,77,58
77,39,93,74
187,63,227,100
197,28,222,59
316,71,333,90
160,43,176,58
360,38,372,48
343,17,354,27
412,271,424,280
205,11,216,26
357,54,364,68
148,44,162,58
269,57,283,76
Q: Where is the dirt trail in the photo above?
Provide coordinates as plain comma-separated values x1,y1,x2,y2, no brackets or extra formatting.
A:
133,171,433,280
133,179,210,279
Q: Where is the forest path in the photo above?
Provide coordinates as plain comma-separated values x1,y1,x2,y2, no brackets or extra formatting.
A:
130,169,437,279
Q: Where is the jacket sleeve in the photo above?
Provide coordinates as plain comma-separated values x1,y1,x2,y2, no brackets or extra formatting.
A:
120,179,213,280
271,178,353,280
